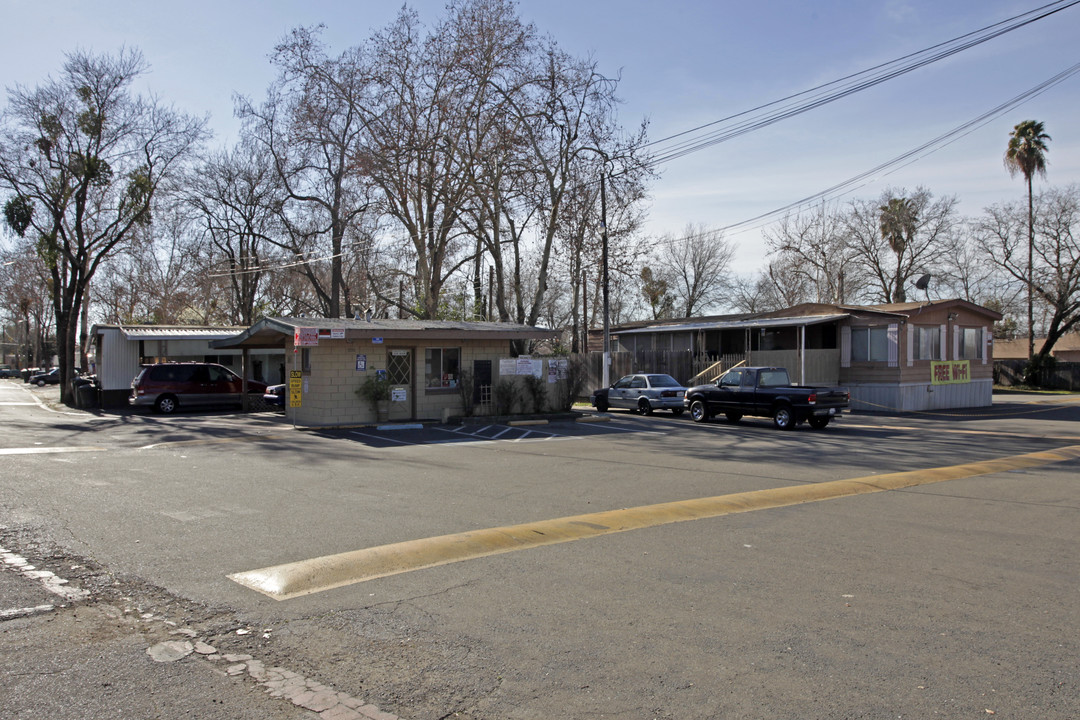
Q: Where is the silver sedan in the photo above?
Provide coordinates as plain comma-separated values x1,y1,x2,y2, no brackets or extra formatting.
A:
590,373,687,415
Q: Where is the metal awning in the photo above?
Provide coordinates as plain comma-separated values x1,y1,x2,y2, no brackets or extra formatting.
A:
614,314,849,335
93,325,248,341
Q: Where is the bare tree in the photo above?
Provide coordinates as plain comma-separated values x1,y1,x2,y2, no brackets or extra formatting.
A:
357,7,488,319
764,203,860,303
237,27,372,319
0,48,207,403
844,188,959,304
96,203,203,324
976,185,1080,359
935,224,1014,306
733,256,816,312
655,223,735,316
0,241,53,367
187,143,283,324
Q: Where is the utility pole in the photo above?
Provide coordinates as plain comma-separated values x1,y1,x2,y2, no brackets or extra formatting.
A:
601,172,610,389
581,271,588,353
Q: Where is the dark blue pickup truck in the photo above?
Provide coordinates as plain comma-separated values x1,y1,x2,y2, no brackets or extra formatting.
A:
683,366,849,430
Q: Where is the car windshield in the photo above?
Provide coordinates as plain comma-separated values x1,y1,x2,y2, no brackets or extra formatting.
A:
647,375,681,387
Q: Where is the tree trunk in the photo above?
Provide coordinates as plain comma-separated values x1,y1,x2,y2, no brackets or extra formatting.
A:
1026,174,1035,360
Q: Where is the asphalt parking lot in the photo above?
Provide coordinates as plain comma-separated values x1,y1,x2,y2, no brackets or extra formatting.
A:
3,380,1080,719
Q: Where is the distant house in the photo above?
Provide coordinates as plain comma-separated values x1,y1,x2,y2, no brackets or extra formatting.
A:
91,324,286,407
993,335,1080,362
593,299,1002,412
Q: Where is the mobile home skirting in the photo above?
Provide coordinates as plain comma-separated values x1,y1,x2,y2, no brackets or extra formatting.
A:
847,379,992,413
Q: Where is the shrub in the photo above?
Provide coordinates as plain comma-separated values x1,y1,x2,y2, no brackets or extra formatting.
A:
493,378,522,415
1023,353,1057,388
356,373,392,414
522,373,547,413
455,369,475,416
553,356,589,411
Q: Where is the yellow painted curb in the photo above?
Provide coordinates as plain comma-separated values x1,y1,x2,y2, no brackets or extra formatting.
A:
507,419,549,427
229,444,1080,600
576,415,611,423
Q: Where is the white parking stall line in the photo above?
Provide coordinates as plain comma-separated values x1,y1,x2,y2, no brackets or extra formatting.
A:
0,446,107,455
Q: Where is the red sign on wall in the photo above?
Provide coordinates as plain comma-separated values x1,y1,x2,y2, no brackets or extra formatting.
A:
294,327,319,347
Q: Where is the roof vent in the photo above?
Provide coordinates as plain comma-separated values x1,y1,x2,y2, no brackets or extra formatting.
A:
365,307,374,322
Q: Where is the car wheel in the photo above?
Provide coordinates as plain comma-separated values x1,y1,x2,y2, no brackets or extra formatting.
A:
155,395,178,414
689,400,709,423
772,404,795,430
595,397,608,412
36,379,45,387
638,399,653,416
725,412,742,423
671,408,684,416
808,415,831,429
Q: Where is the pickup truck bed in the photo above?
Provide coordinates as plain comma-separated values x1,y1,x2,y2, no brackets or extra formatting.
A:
683,366,849,430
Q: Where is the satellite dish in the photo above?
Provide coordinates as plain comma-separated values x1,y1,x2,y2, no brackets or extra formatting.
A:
914,274,931,291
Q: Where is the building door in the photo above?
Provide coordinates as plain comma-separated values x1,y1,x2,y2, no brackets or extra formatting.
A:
386,348,413,420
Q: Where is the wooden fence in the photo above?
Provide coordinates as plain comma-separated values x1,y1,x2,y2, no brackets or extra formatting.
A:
994,359,1080,390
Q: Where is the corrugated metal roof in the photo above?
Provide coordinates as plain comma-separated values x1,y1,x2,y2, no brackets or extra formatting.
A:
113,326,247,340
615,314,849,335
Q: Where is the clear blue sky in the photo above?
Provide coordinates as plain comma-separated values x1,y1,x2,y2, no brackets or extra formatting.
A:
2,0,1077,275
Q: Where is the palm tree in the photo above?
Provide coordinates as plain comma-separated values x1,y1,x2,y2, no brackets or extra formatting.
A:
879,196,916,302
1004,120,1050,360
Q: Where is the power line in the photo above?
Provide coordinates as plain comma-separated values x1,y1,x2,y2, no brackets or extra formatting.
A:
715,61,1080,236
640,0,1080,169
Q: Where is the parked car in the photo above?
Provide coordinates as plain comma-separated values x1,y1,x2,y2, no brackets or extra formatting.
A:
129,362,268,414
263,383,286,408
0,367,20,379
683,366,849,430
590,373,687,415
29,368,61,386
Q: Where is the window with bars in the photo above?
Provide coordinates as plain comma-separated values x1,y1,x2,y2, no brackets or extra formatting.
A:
387,350,411,385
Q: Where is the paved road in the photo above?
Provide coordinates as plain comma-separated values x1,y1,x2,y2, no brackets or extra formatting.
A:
2,378,1079,719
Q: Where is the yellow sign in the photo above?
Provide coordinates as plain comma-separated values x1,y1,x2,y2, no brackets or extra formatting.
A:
931,360,971,385
289,370,303,407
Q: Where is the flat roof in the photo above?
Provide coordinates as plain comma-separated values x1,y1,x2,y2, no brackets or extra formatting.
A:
93,325,247,341
211,316,559,349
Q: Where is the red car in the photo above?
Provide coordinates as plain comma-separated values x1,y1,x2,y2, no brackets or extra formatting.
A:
129,362,267,414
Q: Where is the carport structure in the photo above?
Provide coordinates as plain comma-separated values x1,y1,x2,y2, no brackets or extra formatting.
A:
212,316,558,426
91,324,285,407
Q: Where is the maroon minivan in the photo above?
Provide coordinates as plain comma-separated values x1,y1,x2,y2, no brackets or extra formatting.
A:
129,362,267,414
